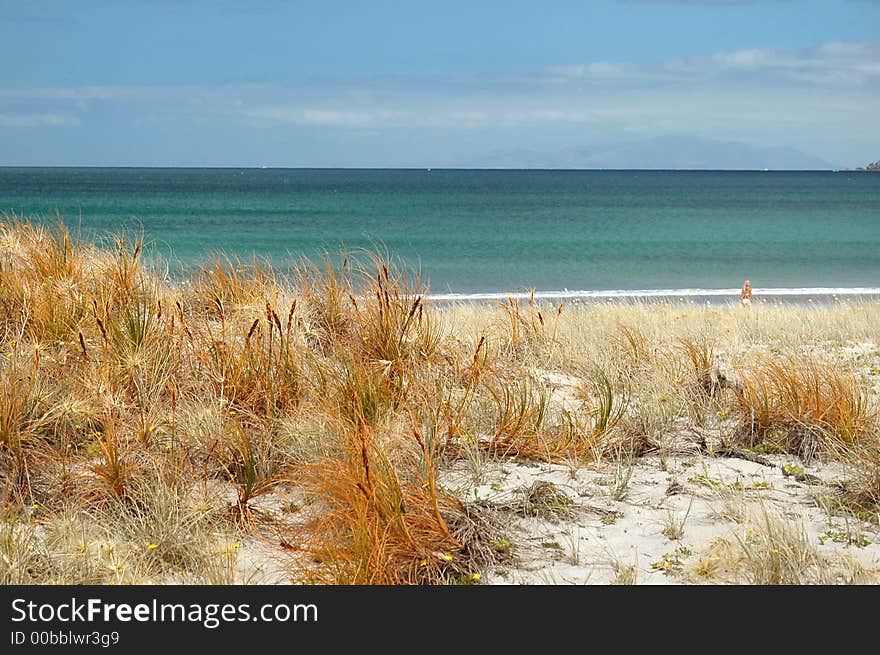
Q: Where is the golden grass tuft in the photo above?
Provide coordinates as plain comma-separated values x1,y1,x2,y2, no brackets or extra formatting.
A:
296,419,467,584
732,355,877,459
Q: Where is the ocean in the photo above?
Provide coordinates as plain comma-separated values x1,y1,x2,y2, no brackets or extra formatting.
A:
1,167,878,299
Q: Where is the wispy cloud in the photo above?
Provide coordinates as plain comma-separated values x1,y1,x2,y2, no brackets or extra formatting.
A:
0,113,79,127
0,85,202,103
242,107,406,127
0,41,875,165
703,42,880,83
549,42,880,86
239,41,879,132
545,62,640,81
1,42,876,126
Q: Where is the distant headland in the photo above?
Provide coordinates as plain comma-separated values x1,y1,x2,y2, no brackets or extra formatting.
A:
842,160,880,171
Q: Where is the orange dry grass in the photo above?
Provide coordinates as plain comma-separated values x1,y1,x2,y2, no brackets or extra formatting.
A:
351,252,441,391
196,300,302,417
299,420,464,584
733,355,877,457
0,217,93,342
485,374,551,458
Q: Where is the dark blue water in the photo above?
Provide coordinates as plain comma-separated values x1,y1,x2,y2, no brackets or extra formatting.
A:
1,167,878,295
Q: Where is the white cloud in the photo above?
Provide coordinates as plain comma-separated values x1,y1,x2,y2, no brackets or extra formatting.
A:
699,43,880,82
710,48,784,70
540,42,880,92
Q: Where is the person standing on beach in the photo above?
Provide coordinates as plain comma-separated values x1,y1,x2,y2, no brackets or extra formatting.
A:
740,279,752,308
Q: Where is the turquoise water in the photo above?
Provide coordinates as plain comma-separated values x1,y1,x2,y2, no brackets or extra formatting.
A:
1,167,878,296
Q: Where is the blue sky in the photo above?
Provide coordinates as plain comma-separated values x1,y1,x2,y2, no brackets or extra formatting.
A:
1,0,878,168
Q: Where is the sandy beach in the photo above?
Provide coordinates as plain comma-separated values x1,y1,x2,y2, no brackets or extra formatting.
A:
1,218,879,585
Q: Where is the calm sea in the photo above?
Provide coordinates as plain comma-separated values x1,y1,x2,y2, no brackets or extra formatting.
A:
1,167,878,298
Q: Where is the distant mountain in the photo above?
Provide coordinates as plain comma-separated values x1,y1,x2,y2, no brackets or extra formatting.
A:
465,136,835,170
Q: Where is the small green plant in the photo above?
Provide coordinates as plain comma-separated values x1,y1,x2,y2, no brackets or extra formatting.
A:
688,474,721,490
782,462,805,478
818,530,872,548
745,443,782,455
651,551,684,574
651,545,692,574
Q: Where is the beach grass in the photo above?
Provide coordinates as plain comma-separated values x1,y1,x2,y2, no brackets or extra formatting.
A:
1,214,879,584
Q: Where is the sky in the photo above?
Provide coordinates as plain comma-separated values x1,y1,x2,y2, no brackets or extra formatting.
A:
0,0,878,168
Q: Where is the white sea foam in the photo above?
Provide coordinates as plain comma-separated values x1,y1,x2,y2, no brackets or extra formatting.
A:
426,287,880,302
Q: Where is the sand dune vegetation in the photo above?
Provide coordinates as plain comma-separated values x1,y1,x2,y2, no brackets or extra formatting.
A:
1,215,879,585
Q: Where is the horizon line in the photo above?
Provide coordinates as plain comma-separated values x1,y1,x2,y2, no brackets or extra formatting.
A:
0,165,847,172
